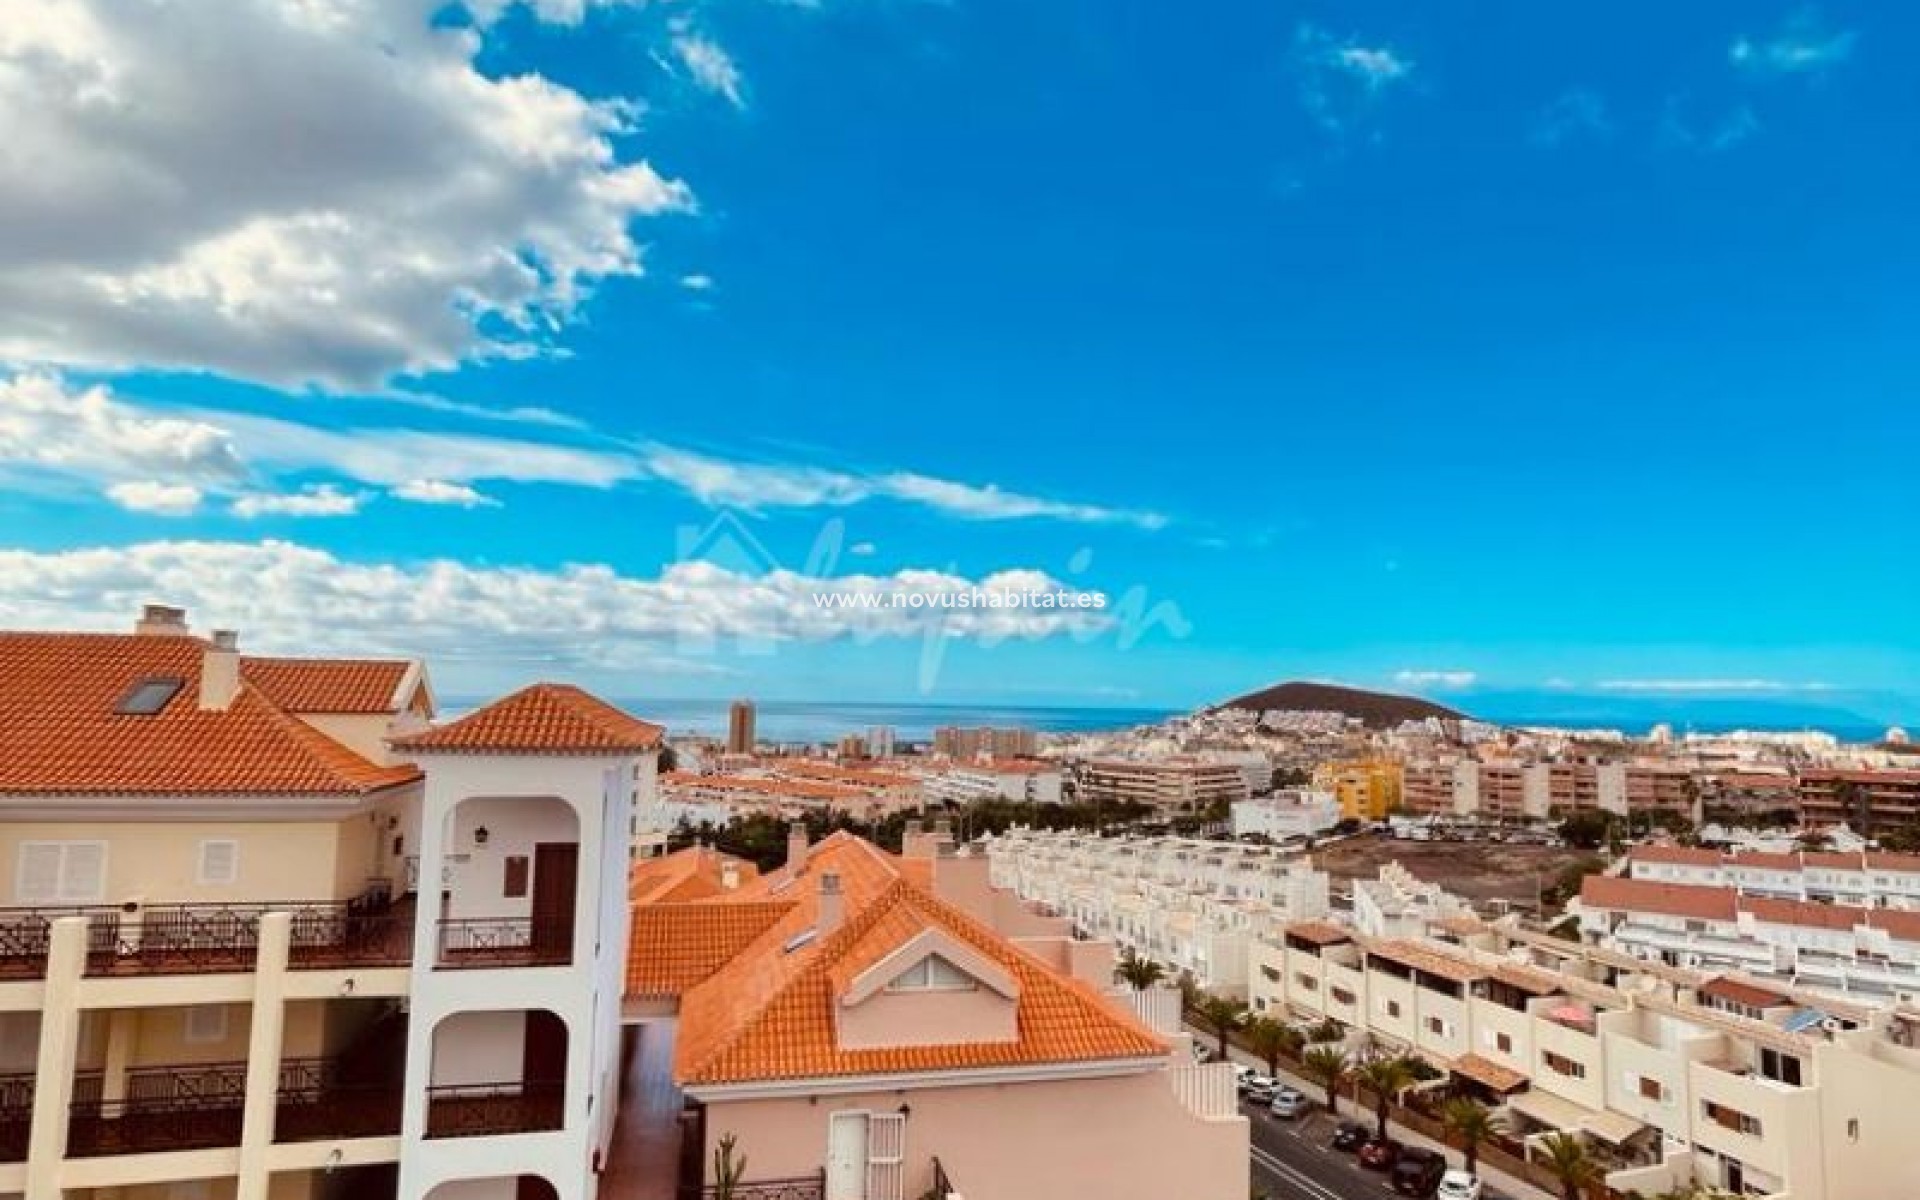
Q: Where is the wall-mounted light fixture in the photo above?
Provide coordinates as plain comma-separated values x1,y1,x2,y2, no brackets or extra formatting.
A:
474,826,490,846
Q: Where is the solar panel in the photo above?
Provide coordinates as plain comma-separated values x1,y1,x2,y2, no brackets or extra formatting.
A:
114,676,184,715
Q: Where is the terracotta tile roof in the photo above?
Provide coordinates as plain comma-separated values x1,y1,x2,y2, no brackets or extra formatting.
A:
1629,845,1723,867
627,901,795,997
392,683,661,754
1366,939,1488,985
664,772,868,801
0,632,420,797
1451,1053,1528,1093
648,834,1165,1087
1729,851,1801,870
1700,976,1790,1010
629,847,759,906
1581,876,1740,921
1284,921,1354,947
1866,852,1920,872
241,657,418,714
1491,963,1565,997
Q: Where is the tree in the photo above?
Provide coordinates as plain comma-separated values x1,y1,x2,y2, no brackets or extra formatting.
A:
1537,1131,1601,1200
1243,1017,1302,1078
1190,993,1247,1061
1301,1045,1349,1116
711,1132,747,1200
1439,1097,1506,1176
1355,1052,1418,1141
1557,810,1620,851
1114,948,1167,991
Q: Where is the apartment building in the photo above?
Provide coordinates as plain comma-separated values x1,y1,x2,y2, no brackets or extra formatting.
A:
1078,759,1248,813
1229,790,1339,842
1402,761,1476,817
920,761,1063,808
1398,760,1697,822
1312,761,1402,822
627,830,1247,1200
985,831,1328,997
1352,863,1473,939
0,609,658,1200
1259,912,1920,1200
1799,770,1920,832
1625,845,1920,909
932,727,1038,761
726,701,756,755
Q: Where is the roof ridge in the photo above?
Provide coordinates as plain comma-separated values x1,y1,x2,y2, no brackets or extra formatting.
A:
230,684,421,793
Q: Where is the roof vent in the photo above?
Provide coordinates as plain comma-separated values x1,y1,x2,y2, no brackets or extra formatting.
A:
134,605,189,637
782,928,819,955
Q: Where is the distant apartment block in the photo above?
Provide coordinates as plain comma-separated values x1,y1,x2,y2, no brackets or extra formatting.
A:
726,699,756,754
932,725,1039,761
1079,758,1249,813
1312,760,1402,821
1799,769,1920,832
1626,845,1920,908
1229,789,1340,841
922,760,1064,807
1398,759,1698,822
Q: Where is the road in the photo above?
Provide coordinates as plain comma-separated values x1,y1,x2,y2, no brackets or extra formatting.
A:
1244,1098,1516,1200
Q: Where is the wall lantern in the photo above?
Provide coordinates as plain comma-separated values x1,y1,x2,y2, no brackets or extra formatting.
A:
474,826,490,846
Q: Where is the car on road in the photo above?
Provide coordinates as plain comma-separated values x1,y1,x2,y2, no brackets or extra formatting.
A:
1241,1074,1278,1102
1436,1171,1483,1200
1358,1136,1403,1170
1329,1120,1369,1151
1268,1087,1309,1119
1390,1148,1447,1197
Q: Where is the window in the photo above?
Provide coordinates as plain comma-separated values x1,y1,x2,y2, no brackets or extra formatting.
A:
114,676,183,716
1495,1032,1514,1054
1382,999,1402,1019
1332,986,1356,1006
1759,1048,1803,1086
196,840,238,886
1261,965,1282,983
1296,973,1319,992
1426,1016,1451,1037
1542,1050,1586,1079
16,841,106,904
887,955,975,992
1703,1101,1761,1136
184,1006,228,1045
1638,1075,1666,1102
503,856,530,898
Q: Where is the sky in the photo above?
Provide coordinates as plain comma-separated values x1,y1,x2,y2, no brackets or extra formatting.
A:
0,0,1915,726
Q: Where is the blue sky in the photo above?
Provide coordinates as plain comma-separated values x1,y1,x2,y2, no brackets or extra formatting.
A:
0,0,1914,725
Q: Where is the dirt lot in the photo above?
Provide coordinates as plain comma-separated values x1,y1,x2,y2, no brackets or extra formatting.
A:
1311,831,1589,911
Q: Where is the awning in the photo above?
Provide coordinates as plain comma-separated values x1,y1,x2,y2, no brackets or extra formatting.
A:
1582,1108,1647,1146
1508,1088,1590,1132
1451,1054,1528,1094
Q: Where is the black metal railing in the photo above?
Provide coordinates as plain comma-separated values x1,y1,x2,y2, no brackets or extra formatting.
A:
0,1071,36,1163
699,1176,825,1200
435,917,572,968
287,893,414,969
0,906,100,978
423,1081,565,1138
274,1058,404,1142
69,1061,248,1157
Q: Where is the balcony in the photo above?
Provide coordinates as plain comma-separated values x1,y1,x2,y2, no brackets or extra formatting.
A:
685,1177,824,1200
0,1071,38,1162
435,917,572,969
274,1058,405,1142
424,1081,564,1138
0,890,412,980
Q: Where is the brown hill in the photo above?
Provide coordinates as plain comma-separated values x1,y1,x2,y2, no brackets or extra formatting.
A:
1215,680,1466,729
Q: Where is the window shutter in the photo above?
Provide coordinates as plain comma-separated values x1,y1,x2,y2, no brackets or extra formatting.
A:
18,844,62,903
184,1006,228,1044
865,1112,906,1200
197,840,238,886
61,843,106,901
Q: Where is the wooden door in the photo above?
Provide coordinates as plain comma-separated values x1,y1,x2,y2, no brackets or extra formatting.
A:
530,842,578,960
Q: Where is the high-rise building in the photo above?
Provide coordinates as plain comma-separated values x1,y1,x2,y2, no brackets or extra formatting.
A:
867,724,897,759
726,698,756,754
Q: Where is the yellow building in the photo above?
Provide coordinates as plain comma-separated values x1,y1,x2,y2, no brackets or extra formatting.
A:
1313,760,1404,821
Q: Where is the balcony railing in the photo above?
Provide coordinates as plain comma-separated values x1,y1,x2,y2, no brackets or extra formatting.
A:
435,917,572,969
69,1061,247,1157
275,1059,404,1142
424,1081,565,1139
692,1176,824,1200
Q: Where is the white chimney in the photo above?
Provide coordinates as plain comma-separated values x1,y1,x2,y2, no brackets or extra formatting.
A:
786,822,810,873
134,604,189,637
819,871,844,935
720,862,740,891
200,629,241,711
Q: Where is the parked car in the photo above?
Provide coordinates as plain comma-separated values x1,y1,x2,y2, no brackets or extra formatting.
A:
1191,1042,1213,1063
1330,1120,1370,1151
1357,1136,1403,1171
1390,1148,1447,1197
1269,1087,1309,1119
1241,1074,1278,1102
1436,1171,1483,1200
1229,1063,1254,1087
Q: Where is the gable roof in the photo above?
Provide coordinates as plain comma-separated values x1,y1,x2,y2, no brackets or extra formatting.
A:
635,833,1166,1088
0,632,420,798
627,901,795,998
241,656,422,715
629,846,760,906
392,683,662,754
1581,875,1741,922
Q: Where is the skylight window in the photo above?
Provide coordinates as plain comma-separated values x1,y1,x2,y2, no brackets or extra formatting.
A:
782,928,818,954
114,677,184,716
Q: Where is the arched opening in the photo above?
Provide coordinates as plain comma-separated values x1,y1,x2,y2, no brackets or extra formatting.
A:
437,796,581,968
425,1009,568,1139
424,1176,558,1200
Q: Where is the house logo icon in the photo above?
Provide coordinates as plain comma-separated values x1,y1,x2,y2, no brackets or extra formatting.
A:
672,510,785,658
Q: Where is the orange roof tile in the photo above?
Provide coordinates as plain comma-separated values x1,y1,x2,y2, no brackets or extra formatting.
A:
627,901,795,997
1451,1053,1528,1093
1629,845,1723,867
0,632,420,797
1284,921,1354,947
1699,976,1790,1010
1580,876,1740,922
1367,940,1488,985
241,656,418,714
648,834,1165,1087
630,846,760,906
393,683,661,754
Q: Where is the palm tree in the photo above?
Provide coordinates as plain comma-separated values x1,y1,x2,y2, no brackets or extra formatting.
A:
1190,993,1247,1061
1537,1131,1601,1200
1114,948,1166,991
1301,1045,1349,1116
1439,1097,1506,1176
1355,1052,1418,1140
1242,1017,1301,1078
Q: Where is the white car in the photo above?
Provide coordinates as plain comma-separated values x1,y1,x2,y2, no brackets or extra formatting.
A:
1241,1074,1278,1101
1436,1170,1483,1200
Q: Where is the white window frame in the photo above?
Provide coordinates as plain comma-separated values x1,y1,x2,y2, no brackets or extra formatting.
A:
196,839,240,886
184,1006,228,1045
885,954,976,994
16,841,107,904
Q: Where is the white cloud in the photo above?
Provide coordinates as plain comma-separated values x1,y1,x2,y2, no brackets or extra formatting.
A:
0,372,245,484
105,481,203,516
848,541,877,557
0,0,693,391
392,479,500,508
1731,10,1857,76
671,31,746,109
1292,23,1414,134
679,273,716,292
1532,89,1611,147
1393,669,1477,690
0,540,1115,671
231,484,363,519
1594,679,1835,694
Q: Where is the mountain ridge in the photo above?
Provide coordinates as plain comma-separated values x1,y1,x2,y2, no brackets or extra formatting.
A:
1214,680,1466,729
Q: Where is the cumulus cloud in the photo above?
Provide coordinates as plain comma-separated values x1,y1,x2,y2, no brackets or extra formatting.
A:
671,31,746,108
1292,23,1414,134
1393,669,1477,690
392,479,500,508
1731,10,1857,76
679,274,716,292
230,485,364,519
0,372,245,484
0,541,1115,668
105,481,203,516
0,0,693,391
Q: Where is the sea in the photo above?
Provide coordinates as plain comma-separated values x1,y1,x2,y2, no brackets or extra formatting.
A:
614,698,1177,745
